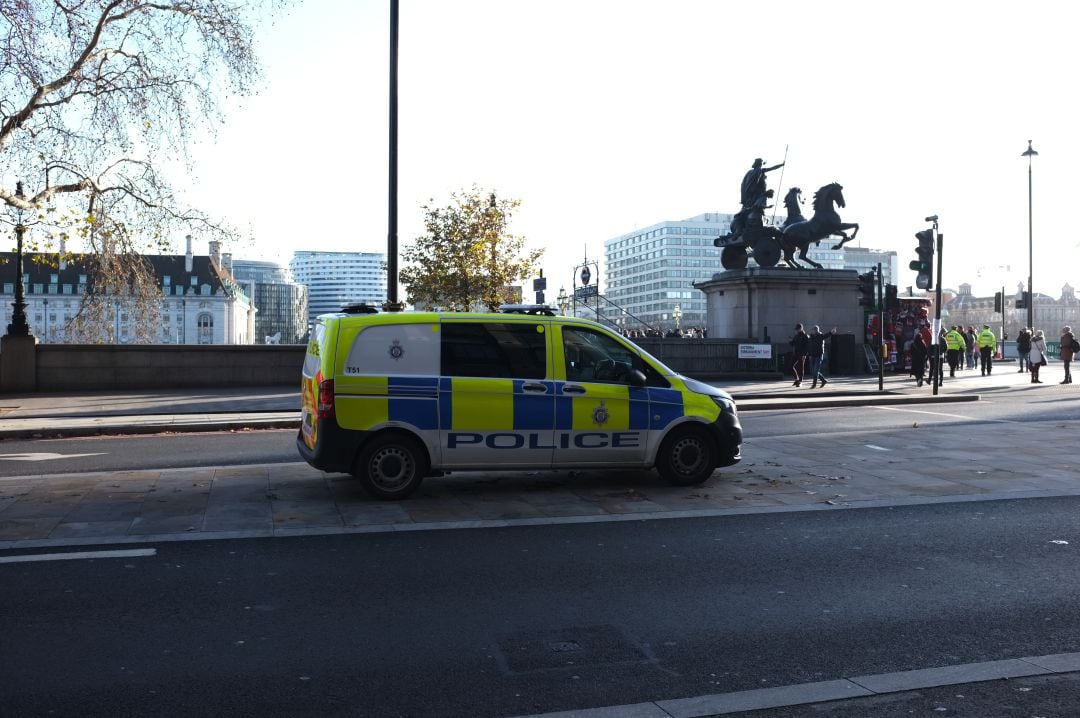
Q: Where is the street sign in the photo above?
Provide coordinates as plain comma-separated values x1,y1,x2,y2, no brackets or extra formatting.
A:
738,344,772,359
580,266,591,285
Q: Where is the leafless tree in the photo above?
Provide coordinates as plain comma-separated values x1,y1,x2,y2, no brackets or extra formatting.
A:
0,0,283,341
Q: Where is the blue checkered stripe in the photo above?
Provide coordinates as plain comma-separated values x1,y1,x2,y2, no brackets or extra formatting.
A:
386,376,685,432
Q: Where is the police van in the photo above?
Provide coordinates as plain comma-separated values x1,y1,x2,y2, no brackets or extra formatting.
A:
297,304,742,500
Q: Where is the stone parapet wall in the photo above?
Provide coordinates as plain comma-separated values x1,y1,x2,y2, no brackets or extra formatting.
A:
2,337,868,393
31,344,307,391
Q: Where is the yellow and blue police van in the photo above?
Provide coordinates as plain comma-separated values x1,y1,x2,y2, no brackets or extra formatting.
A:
297,304,742,500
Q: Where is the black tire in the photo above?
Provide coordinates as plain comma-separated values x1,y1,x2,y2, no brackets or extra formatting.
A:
354,433,429,500
720,245,748,270
656,424,717,486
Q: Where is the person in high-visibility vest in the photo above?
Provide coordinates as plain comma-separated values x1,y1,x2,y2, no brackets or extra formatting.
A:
945,325,966,378
977,324,997,376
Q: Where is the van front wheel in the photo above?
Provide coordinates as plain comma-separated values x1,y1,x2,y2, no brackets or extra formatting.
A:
355,433,428,500
656,425,717,486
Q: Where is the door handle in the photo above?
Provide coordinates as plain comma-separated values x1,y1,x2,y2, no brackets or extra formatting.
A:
562,385,586,394
522,383,548,393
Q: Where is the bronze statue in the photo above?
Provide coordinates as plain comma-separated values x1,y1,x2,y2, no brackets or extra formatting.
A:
779,182,860,261
740,158,785,215
716,159,859,271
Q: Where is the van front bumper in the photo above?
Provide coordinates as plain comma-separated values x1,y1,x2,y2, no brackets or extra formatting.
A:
710,409,742,468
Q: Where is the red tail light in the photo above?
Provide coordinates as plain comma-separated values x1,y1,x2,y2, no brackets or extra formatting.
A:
317,379,335,420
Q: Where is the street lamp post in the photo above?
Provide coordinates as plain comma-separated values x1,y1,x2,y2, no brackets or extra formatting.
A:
1022,140,1038,332
5,182,31,337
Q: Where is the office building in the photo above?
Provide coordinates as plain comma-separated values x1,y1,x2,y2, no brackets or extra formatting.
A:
603,213,730,331
231,260,309,344
290,251,387,328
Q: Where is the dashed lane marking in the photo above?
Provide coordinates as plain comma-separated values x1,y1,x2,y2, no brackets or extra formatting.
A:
0,452,107,462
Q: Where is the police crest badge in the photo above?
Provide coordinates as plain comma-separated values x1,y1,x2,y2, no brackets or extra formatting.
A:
592,400,609,426
388,339,404,361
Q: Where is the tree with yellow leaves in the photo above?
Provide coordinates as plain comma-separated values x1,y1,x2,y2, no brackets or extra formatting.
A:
401,187,543,312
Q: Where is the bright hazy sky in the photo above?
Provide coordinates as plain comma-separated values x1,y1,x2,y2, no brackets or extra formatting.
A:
185,0,1076,301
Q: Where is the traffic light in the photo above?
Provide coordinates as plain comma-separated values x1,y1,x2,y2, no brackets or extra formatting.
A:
857,270,877,308
1016,291,1030,309
910,229,935,290
994,291,1003,313
885,283,899,310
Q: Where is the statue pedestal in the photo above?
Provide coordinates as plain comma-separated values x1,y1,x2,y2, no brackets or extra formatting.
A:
1,334,37,393
694,268,864,341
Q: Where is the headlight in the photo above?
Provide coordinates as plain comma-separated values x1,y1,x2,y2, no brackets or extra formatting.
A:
712,395,737,416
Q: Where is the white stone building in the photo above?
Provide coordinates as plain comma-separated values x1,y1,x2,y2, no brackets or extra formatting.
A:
0,238,255,344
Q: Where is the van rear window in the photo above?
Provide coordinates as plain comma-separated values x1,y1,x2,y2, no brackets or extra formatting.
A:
303,323,326,376
441,322,547,379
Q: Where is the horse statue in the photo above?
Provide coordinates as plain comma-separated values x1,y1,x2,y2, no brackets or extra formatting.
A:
776,187,820,269
778,183,859,268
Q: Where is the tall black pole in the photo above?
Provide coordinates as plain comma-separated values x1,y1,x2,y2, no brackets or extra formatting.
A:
1023,140,1037,332
932,229,944,396
877,263,884,392
1000,284,1006,360
6,181,30,337
385,0,402,311
7,221,30,337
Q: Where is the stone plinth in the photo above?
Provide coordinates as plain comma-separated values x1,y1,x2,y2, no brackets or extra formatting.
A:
1,334,38,393
694,268,864,341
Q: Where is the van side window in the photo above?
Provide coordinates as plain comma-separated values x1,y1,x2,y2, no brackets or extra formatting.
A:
562,327,669,387
441,322,547,379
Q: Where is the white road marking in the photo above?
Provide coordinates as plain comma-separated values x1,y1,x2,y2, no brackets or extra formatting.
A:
0,452,106,462
0,548,156,564
871,405,1003,421
864,444,891,451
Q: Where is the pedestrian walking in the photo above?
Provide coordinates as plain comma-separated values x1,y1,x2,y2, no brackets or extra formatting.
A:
977,324,996,375
965,326,978,370
911,332,928,387
808,325,837,388
1016,327,1032,372
945,325,965,378
790,323,809,387
933,327,948,385
1060,326,1076,384
1029,329,1048,384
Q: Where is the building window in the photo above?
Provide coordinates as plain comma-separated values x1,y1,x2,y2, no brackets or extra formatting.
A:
197,313,213,344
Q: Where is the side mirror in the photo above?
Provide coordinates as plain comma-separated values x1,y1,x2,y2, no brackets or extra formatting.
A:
627,369,647,387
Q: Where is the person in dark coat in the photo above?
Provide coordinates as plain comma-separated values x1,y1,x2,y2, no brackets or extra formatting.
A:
808,325,837,388
1016,327,1032,372
790,323,810,387
911,332,928,387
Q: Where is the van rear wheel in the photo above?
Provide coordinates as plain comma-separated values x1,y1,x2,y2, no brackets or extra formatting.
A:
354,433,428,500
656,425,717,486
